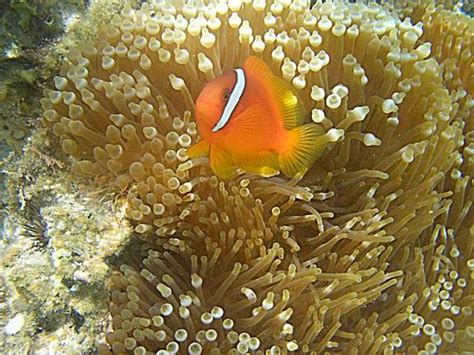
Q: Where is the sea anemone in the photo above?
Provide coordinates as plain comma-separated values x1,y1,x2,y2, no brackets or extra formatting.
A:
40,0,472,353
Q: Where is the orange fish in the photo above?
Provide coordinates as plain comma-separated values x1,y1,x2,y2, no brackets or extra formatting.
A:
187,56,327,179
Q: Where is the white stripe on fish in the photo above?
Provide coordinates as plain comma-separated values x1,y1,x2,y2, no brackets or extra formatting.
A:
212,68,246,132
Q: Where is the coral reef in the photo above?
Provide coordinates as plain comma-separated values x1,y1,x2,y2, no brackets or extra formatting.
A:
0,1,139,352
1,0,472,353
0,0,88,248
0,0,139,157
0,133,132,353
0,0,84,60
0,0,87,155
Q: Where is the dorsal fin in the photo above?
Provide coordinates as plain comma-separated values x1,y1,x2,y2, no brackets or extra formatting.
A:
243,56,274,81
243,56,306,130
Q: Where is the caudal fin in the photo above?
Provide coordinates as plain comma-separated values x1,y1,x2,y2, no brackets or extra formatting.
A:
279,123,328,178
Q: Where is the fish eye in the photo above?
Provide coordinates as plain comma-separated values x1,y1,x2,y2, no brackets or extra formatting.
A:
223,89,231,101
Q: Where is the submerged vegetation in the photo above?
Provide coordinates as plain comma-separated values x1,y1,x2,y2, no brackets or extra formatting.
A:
0,0,88,155
1,0,473,353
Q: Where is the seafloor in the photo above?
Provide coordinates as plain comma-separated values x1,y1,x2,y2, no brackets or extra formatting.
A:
0,0,473,354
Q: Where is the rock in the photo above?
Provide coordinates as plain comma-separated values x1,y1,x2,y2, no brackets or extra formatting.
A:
4,314,25,335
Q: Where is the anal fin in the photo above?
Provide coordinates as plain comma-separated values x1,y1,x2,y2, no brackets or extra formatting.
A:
239,151,280,177
241,165,280,177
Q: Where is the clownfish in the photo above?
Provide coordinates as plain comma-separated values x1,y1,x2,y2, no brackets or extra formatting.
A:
187,56,328,179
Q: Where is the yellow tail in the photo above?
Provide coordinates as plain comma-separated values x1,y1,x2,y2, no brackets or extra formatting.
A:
279,123,327,178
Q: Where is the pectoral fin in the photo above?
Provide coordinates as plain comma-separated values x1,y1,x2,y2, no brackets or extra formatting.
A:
229,104,267,143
